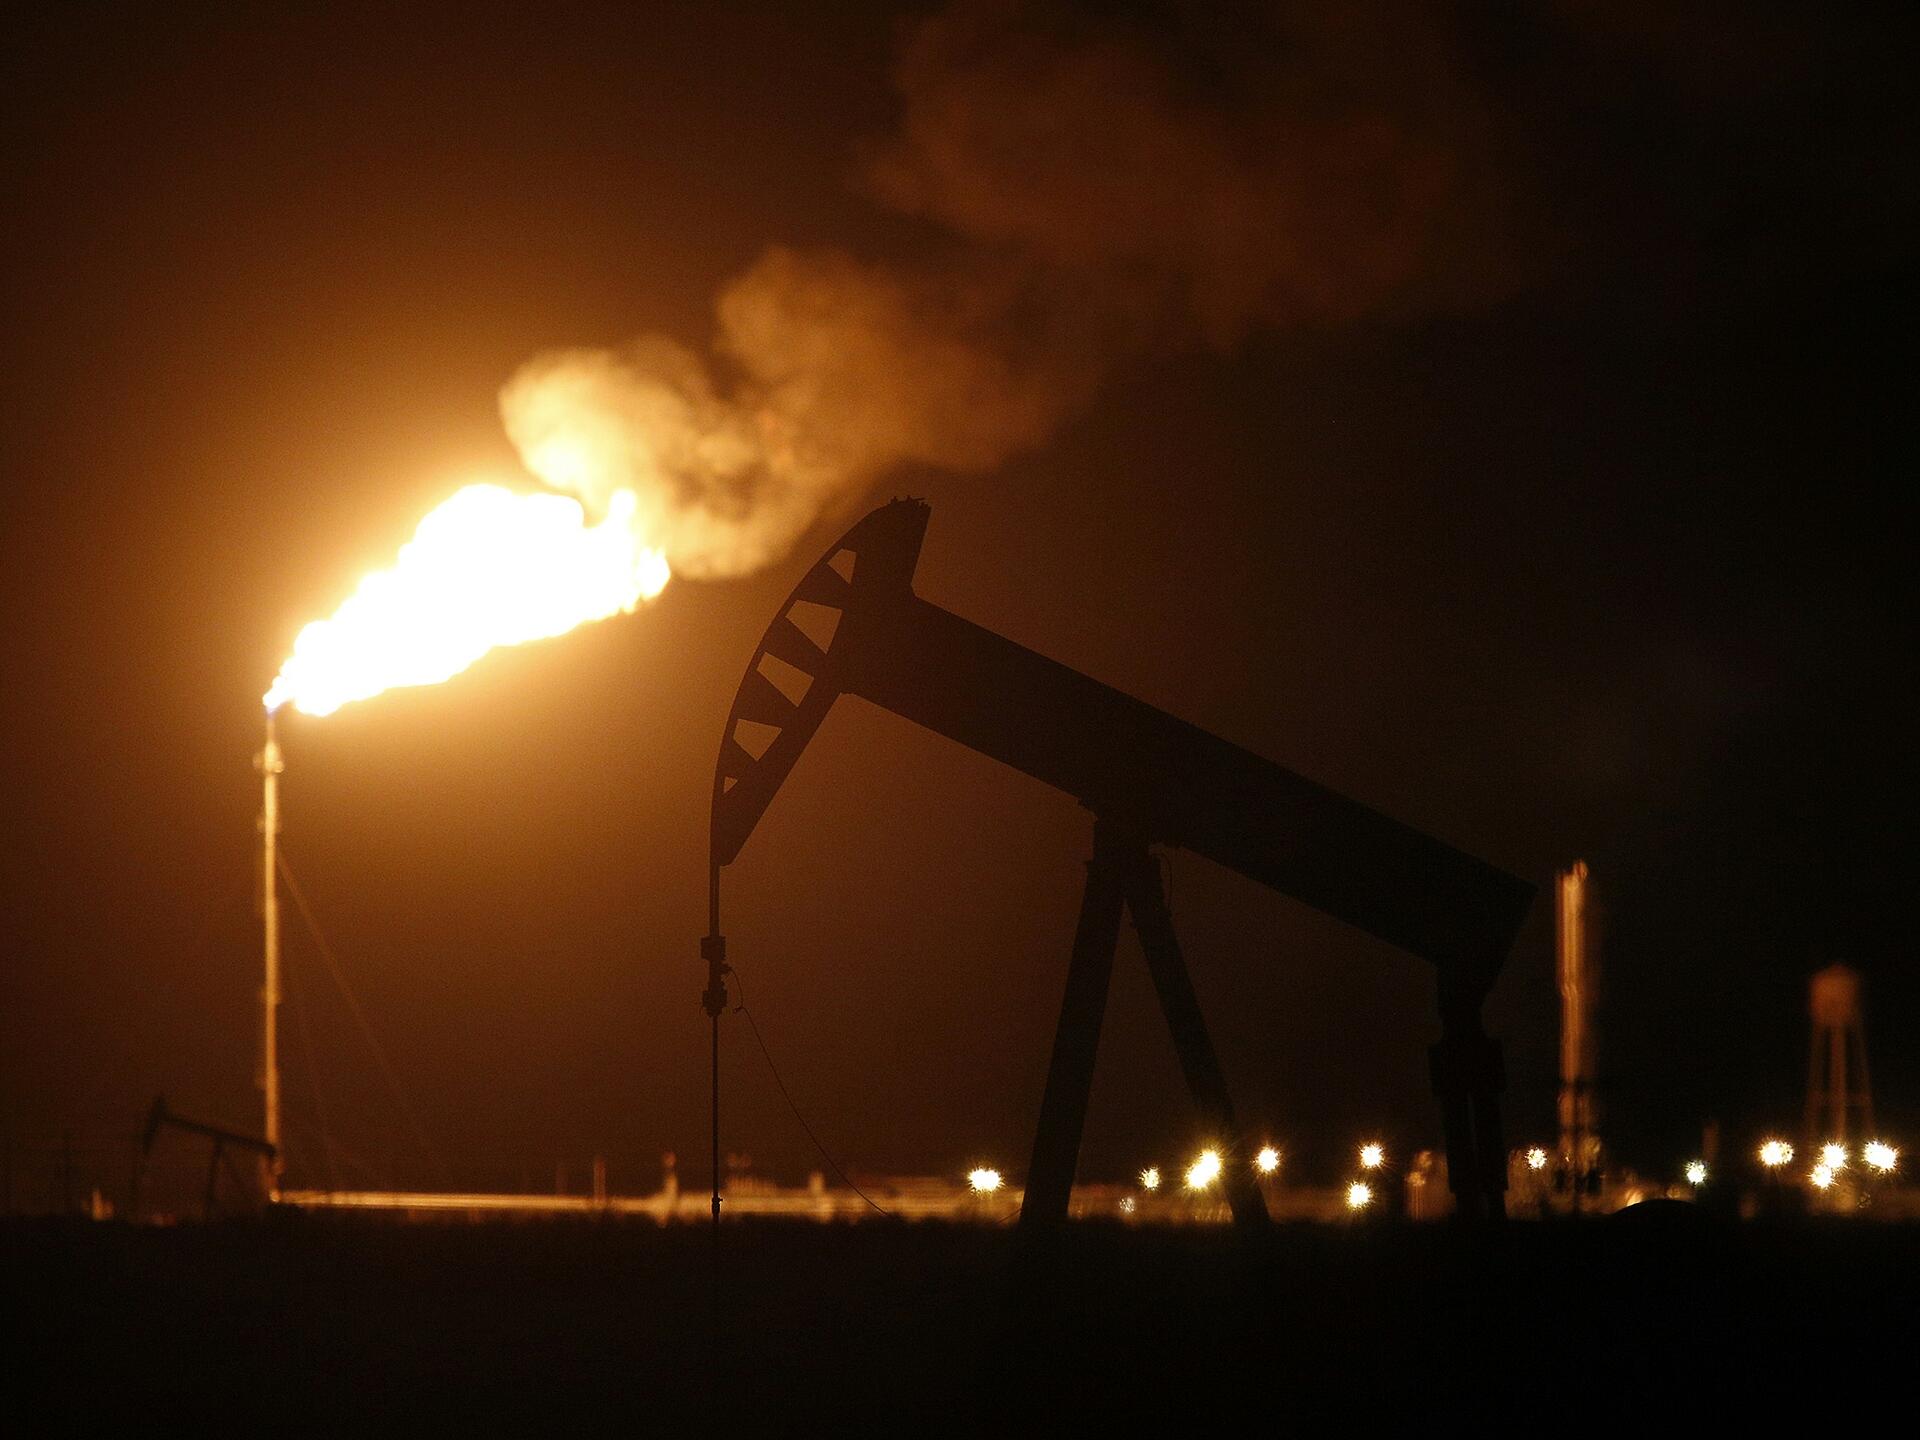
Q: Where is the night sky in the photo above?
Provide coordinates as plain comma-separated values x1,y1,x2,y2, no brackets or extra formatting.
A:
2,1,1912,1202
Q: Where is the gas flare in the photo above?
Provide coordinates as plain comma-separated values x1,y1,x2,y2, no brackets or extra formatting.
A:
264,483,669,717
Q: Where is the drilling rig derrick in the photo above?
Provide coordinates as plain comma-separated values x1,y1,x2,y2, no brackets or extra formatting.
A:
708,500,1533,1227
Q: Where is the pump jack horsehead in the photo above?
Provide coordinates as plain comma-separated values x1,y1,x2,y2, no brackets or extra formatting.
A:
706,500,1534,1227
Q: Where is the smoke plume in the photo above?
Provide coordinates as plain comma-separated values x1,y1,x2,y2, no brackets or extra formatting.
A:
502,1,1511,578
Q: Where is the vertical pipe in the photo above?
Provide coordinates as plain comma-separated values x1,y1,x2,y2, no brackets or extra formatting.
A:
1556,862,1592,1208
700,913,727,1231
710,1015,721,1228
260,711,284,1198
704,866,724,1231
698,873,729,1376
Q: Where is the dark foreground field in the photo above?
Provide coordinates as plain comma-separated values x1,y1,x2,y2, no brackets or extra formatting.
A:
8,1211,1915,1432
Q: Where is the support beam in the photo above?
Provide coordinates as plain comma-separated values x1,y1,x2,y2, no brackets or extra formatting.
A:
1020,822,1130,1229
1123,851,1268,1230
1431,977,1507,1224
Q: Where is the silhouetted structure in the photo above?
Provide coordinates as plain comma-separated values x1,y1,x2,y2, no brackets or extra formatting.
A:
706,501,1532,1226
1806,964,1873,1150
1556,861,1602,1206
256,714,284,1198
137,1095,275,1219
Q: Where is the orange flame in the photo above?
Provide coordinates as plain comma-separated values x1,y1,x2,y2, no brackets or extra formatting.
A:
265,483,669,717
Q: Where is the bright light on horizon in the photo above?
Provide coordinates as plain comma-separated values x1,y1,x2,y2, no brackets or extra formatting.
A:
1185,1150,1223,1191
1255,1147,1280,1175
1759,1139,1794,1168
1819,1142,1848,1171
1685,1160,1707,1186
1810,1163,1834,1190
968,1168,1003,1194
1863,1141,1898,1173
1140,1166,1161,1192
1359,1143,1384,1170
1346,1181,1372,1210
1526,1147,1548,1172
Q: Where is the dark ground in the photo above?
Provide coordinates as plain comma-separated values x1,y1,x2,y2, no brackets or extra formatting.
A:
8,1213,1915,1432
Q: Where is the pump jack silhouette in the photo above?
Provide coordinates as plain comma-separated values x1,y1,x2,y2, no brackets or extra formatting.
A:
136,1095,275,1220
706,500,1532,1228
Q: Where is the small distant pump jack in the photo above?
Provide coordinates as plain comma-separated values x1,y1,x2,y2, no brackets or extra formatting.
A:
704,501,1533,1229
137,1095,277,1220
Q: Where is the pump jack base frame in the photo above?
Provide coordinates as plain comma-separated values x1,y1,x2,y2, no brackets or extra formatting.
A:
1021,820,1508,1230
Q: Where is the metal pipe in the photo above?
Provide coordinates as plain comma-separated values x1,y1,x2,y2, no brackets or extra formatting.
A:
1555,862,1596,1206
259,710,284,1198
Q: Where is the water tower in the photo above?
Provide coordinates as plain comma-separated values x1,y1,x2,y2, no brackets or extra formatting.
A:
1805,964,1873,1148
